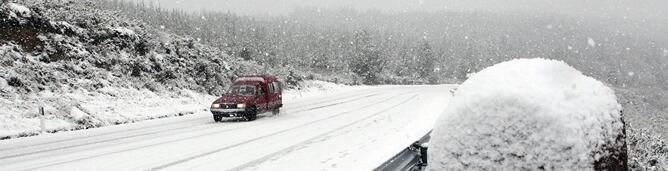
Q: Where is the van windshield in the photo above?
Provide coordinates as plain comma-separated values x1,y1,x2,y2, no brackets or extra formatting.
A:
228,85,257,96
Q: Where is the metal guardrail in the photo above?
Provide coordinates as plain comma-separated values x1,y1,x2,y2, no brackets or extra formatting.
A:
374,131,431,171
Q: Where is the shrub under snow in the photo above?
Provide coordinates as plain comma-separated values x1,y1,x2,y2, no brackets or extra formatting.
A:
428,58,626,170
628,127,668,170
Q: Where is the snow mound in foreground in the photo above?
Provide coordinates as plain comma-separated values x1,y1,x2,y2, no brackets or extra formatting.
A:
428,58,626,170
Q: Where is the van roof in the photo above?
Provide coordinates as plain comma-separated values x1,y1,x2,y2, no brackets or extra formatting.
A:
233,75,278,84
235,77,265,83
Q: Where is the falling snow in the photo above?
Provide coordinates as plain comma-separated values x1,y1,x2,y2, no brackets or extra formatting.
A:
0,0,666,170
587,37,596,47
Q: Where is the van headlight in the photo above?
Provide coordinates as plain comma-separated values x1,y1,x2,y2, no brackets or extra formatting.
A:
211,104,220,108
237,103,246,108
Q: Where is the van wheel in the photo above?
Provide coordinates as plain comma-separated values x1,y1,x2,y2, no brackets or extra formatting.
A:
213,115,222,122
272,107,280,115
246,107,258,121
246,114,257,121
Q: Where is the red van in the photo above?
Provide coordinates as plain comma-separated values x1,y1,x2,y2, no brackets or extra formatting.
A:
210,75,283,122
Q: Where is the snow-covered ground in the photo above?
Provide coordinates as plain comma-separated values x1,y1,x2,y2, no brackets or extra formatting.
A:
0,84,455,170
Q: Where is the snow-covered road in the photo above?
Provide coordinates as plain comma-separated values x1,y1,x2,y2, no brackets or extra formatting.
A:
0,85,455,171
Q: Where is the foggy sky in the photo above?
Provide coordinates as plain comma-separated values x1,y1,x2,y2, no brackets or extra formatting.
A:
133,0,667,19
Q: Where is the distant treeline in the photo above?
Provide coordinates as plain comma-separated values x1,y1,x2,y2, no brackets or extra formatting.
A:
93,0,666,89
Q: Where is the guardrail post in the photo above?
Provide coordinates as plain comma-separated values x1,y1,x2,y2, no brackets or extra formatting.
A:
39,106,45,134
419,142,429,167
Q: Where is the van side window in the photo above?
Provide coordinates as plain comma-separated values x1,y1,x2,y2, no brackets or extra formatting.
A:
269,82,275,94
257,86,265,97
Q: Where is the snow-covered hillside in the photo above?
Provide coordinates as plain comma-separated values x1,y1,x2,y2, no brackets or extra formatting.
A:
0,1,301,139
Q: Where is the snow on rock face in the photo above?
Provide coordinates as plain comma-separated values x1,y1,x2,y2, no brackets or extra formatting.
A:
0,77,7,88
428,58,626,170
111,27,136,37
1,3,30,25
7,3,31,17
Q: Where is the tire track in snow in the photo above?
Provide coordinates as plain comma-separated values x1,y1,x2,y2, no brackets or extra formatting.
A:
0,115,206,151
0,122,218,160
287,93,380,114
287,88,378,110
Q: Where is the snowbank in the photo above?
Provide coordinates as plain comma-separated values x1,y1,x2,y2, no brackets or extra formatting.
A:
428,58,626,170
283,80,364,100
0,87,216,139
